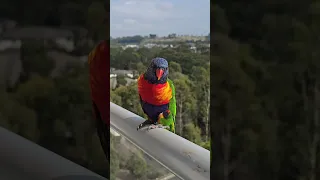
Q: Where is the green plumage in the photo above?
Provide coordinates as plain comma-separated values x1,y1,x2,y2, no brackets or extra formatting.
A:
158,78,176,133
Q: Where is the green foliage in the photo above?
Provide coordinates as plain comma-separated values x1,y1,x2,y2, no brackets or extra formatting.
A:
86,1,107,41
127,153,147,179
110,135,120,179
0,63,102,174
201,140,210,150
116,75,127,87
0,91,38,141
183,123,202,145
135,62,147,75
210,2,320,180
21,41,55,78
110,91,122,105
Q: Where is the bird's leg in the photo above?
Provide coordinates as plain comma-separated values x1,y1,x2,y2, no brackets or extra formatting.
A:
146,119,159,131
137,118,154,130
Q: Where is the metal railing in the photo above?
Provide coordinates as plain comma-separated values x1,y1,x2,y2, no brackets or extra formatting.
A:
0,102,210,180
0,127,107,180
110,127,178,180
110,102,210,180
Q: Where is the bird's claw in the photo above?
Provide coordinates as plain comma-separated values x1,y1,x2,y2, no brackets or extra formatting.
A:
147,124,170,131
137,119,170,131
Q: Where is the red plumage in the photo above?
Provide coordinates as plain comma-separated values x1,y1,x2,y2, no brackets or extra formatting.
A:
89,40,110,126
137,74,172,106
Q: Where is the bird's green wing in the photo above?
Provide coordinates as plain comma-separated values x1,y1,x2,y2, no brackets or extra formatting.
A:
168,79,176,133
167,79,176,121
157,79,177,133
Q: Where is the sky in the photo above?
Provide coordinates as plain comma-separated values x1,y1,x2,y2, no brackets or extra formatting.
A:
110,0,210,38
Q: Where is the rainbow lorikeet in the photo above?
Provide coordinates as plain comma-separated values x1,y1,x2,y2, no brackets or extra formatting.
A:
136,57,176,133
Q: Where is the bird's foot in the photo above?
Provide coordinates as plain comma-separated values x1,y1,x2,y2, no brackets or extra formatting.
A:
147,124,170,131
137,119,154,131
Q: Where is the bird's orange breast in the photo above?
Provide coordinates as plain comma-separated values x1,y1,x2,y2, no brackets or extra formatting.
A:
138,74,172,105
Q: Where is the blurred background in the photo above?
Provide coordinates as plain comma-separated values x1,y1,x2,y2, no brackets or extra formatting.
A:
0,0,211,179
0,0,108,178
211,1,320,180
110,0,210,179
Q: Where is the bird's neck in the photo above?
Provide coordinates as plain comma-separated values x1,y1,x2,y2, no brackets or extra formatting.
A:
144,73,167,84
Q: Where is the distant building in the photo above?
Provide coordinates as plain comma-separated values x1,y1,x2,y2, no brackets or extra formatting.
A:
122,44,139,49
149,34,157,39
168,33,176,38
110,69,137,89
0,25,88,89
110,69,134,78
1,26,75,52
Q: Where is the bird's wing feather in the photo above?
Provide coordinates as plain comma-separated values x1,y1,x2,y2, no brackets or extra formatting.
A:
167,79,176,122
139,94,147,115
137,75,149,117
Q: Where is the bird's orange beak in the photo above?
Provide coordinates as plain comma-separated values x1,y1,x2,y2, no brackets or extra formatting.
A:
156,68,164,80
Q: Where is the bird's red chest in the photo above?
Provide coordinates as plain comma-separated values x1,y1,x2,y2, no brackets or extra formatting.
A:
137,75,172,105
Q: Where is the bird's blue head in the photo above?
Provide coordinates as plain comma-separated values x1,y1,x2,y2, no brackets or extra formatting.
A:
144,57,169,84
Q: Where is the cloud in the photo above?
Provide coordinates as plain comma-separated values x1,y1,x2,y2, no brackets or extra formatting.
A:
110,0,210,37
155,2,174,12
123,18,137,25
111,0,178,20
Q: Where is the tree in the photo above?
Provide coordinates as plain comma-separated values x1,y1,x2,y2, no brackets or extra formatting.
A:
0,91,39,141
172,73,196,136
110,134,120,179
116,75,127,87
183,123,202,145
191,66,210,139
210,1,320,180
135,62,147,75
20,41,55,78
127,153,147,179
110,90,122,105
14,75,58,145
86,1,107,41
114,84,145,117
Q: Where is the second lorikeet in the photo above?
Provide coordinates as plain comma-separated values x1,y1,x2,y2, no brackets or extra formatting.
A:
136,57,176,133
